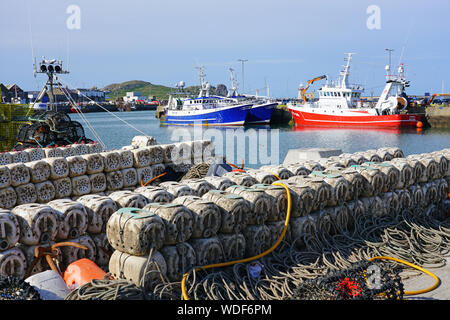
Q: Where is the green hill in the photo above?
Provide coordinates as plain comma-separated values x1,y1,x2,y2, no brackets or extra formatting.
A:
102,80,227,101
102,80,174,100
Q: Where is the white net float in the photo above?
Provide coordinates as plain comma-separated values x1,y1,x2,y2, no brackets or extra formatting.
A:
170,142,192,164
143,202,194,245
225,185,272,225
131,148,152,168
150,163,165,178
6,163,30,187
160,242,196,282
25,160,51,184
35,181,56,203
48,199,88,240
251,184,290,222
71,175,91,196
266,220,291,246
44,157,69,180
283,179,317,216
107,207,166,254
61,146,76,158
218,233,246,261
121,168,138,188
146,145,164,165
136,166,153,186
134,186,174,204
259,165,294,180
117,149,134,169
12,203,59,245
131,135,157,148
203,176,236,191
159,144,176,163
202,190,250,234
52,177,72,199
376,148,394,162
43,147,63,158
0,209,20,251
222,171,258,187
87,142,103,154
0,187,17,210
15,183,37,205
0,247,27,278
243,224,271,257
82,153,104,174
0,152,12,165
66,156,87,177
172,195,222,238
106,171,124,191
101,151,121,172
388,159,415,188
108,190,149,209
188,237,224,266
77,194,118,234
380,192,401,216
405,157,426,184
182,179,215,197
360,196,386,217
24,148,45,162
10,151,29,163
89,173,107,193
159,181,195,198
245,169,278,185
109,249,166,291
0,166,11,189
71,143,89,156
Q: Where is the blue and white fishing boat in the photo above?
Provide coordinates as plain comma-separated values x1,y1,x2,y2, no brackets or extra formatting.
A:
160,68,252,126
226,68,277,125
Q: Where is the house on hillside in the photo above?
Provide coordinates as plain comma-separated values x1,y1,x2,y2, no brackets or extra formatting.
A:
0,84,8,103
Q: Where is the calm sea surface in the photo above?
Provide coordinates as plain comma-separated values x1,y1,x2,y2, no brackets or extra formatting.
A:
71,110,450,168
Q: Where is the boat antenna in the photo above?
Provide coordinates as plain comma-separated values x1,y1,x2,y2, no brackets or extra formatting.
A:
340,53,354,88
385,48,394,79
228,67,239,97
27,1,37,78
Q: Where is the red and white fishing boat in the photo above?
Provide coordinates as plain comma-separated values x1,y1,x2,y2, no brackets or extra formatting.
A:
287,53,423,128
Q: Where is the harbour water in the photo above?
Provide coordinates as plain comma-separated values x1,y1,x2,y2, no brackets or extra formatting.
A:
72,110,450,168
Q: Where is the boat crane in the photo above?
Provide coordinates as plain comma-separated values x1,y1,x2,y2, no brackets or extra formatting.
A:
300,75,327,102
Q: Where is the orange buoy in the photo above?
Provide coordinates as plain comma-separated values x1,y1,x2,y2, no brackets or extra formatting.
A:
63,258,106,289
416,121,423,128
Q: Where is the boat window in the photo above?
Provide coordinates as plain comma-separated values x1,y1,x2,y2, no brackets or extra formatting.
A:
338,92,341,97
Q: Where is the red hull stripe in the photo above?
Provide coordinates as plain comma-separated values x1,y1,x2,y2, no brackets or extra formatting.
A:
288,109,421,128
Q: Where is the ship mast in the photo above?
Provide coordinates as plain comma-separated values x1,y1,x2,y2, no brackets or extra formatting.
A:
340,53,354,89
196,66,211,97
228,67,239,97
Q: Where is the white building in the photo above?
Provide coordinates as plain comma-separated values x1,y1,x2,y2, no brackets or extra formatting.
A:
76,88,106,102
123,92,143,103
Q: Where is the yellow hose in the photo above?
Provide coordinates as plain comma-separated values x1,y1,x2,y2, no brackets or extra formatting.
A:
181,181,292,300
368,256,440,296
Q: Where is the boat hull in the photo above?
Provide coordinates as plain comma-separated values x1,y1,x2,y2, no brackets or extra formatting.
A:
287,106,422,128
161,103,251,126
245,102,277,124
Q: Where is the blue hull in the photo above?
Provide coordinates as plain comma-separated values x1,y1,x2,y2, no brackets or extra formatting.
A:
161,104,251,126
245,102,277,124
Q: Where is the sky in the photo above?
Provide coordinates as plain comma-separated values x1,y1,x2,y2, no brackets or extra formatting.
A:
1,0,449,98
